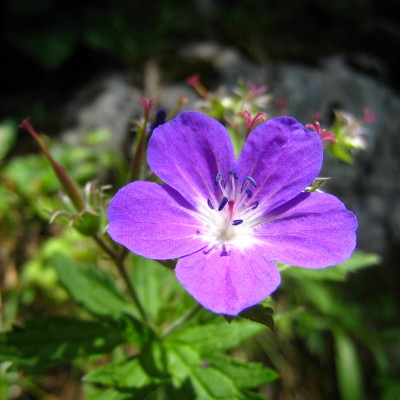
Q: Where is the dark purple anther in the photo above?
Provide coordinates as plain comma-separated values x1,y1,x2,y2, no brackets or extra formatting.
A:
207,198,214,209
218,196,229,211
232,219,243,226
228,170,239,180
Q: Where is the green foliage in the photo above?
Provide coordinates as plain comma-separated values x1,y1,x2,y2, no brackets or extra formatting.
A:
334,328,364,400
0,317,124,373
281,250,380,282
51,254,137,320
1,77,392,399
0,119,18,162
170,320,264,353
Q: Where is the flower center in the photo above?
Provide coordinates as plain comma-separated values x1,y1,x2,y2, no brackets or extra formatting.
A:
198,170,263,251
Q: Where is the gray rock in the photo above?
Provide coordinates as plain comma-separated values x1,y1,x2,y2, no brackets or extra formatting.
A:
270,57,400,256
61,73,142,148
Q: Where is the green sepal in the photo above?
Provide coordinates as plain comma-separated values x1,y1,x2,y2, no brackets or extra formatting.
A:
72,210,101,236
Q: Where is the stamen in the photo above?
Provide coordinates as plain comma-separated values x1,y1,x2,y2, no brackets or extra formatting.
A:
207,198,214,209
245,189,252,198
218,196,229,211
246,176,257,187
232,219,243,226
215,172,222,186
221,179,226,189
240,176,257,193
251,201,259,210
228,170,239,180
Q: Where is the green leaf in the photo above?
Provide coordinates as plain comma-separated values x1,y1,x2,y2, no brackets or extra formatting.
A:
166,345,272,399
336,250,380,274
51,253,136,320
85,356,165,389
239,304,274,330
202,353,278,388
0,317,124,373
282,250,379,282
169,319,264,353
0,119,17,162
85,388,138,400
130,255,195,324
334,328,365,400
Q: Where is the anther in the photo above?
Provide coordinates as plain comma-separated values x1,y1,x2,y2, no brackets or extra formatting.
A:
232,219,243,226
246,176,257,187
215,172,222,185
245,189,252,198
207,198,214,209
251,201,259,210
228,170,239,180
218,196,229,211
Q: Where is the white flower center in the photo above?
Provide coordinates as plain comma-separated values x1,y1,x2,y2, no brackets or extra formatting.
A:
195,170,265,252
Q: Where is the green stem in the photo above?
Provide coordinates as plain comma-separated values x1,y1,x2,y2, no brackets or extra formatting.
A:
93,235,152,326
129,117,149,183
162,304,203,338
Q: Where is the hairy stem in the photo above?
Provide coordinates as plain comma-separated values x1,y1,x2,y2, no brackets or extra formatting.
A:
162,304,203,338
93,234,152,327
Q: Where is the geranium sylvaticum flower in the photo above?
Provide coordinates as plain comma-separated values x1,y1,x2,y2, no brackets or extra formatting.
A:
107,111,357,315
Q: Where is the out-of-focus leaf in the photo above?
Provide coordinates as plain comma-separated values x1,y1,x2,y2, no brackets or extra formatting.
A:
86,388,137,400
334,328,364,400
11,26,76,69
282,250,379,282
0,317,123,373
335,250,380,274
169,319,264,353
51,253,135,320
329,142,353,164
0,119,17,162
130,255,195,325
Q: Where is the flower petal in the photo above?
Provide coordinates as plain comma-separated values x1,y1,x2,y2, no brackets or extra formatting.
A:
148,111,236,207
175,248,281,315
236,117,322,212
107,181,206,259
256,192,357,268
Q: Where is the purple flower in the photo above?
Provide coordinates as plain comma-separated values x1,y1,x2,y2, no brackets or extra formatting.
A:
107,112,357,316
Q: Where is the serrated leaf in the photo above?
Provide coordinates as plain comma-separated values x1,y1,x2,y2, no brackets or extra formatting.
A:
169,319,264,353
51,253,136,320
166,345,273,399
0,317,123,373
202,353,278,388
85,356,165,389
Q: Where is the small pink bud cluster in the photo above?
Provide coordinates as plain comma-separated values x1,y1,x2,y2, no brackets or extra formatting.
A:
306,121,337,142
237,110,267,136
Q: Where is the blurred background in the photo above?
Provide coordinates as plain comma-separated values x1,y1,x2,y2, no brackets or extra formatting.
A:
1,0,400,399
